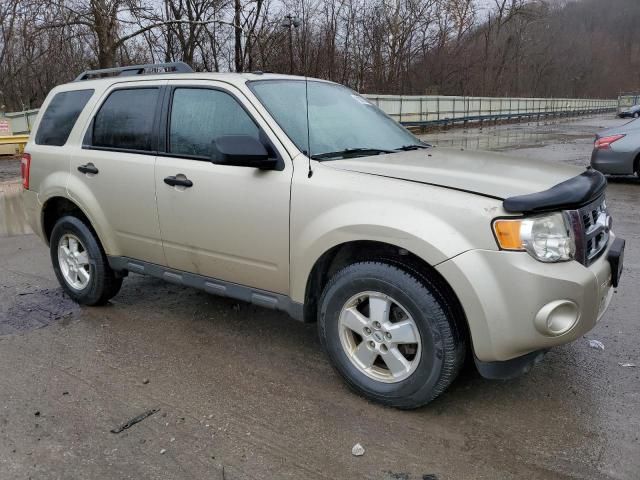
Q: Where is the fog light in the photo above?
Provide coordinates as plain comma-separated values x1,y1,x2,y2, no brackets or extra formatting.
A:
534,300,579,336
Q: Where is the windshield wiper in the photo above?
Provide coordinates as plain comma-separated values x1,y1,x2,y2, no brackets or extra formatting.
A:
311,147,395,160
395,143,431,151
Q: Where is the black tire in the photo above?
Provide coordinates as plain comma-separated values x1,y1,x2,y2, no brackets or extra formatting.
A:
318,261,465,409
634,112,640,119
50,215,122,306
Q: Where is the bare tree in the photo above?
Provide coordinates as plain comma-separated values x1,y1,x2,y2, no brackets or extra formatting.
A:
1,0,639,111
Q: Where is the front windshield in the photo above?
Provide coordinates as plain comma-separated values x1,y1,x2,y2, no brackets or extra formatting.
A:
249,80,425,159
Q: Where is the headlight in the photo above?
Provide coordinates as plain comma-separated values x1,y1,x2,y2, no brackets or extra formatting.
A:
493,212,575,263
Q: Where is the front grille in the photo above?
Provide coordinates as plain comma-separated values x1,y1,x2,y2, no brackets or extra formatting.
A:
568,196,610,266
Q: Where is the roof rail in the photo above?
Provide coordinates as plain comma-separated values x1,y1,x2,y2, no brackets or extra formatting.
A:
74,62,193,81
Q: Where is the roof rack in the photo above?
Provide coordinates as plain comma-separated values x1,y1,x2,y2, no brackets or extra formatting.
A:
74,62,193,81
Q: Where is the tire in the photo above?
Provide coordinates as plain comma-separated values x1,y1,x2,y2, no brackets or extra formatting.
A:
318,261,465,409
50,215,122,305
634,112,639,119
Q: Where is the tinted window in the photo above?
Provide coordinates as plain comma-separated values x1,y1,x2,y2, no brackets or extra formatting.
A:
169,88,260,158
92,88,159,151
35,89,94,146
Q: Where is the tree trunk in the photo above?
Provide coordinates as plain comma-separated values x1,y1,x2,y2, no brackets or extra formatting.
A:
234,0,243,72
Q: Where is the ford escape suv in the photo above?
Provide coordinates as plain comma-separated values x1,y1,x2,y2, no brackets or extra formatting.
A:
21,62,625,409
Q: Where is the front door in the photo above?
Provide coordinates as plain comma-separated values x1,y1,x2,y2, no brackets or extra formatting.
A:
154,82,292,294
69,83,165,265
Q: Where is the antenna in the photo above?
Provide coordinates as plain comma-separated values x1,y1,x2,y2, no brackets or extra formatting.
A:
282,14,311,177
305,75,313,178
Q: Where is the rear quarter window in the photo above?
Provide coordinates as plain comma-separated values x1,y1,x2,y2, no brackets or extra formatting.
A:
35,89,94,146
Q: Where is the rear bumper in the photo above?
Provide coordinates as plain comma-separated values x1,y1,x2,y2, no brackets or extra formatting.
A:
436,238,616,363
591,148,635,175
21,188,44,240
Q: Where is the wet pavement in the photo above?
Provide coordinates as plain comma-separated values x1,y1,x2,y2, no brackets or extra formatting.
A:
0,177,30,238
0,155,20,183
0,115,639,479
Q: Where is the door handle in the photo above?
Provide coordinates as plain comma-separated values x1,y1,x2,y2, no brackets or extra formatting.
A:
78,163,99,175
164,175,193,188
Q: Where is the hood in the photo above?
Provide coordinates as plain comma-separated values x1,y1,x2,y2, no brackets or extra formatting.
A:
324,147,582,199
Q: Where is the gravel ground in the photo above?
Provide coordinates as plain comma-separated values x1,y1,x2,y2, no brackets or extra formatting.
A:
0,114,638,480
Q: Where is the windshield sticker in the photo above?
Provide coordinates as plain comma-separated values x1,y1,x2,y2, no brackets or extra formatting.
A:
351,94,372,106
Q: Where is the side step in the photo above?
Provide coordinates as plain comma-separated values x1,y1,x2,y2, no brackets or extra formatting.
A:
108,256,304,321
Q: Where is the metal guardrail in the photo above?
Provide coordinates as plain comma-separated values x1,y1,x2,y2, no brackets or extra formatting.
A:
0,94,617,140
0,134,29,145
363,95,617,127
0,134,29,154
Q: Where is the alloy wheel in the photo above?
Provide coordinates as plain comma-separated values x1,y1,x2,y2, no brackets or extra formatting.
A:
338,291,422,383
57,233,91,290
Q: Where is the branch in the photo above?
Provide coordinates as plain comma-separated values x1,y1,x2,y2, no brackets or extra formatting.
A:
37,20,95,30
114,19,242,48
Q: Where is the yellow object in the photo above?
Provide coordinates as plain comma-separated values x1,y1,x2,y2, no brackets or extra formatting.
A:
493,219,524,250
0,134,29,147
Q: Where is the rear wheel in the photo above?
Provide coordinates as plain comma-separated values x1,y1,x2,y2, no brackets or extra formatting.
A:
634,112,639,118
50,216,122,305
318,262,465,409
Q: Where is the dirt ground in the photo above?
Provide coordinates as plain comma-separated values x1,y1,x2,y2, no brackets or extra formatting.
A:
0,115,638,480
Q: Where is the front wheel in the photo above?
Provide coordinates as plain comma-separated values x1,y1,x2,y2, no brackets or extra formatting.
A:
50,216,122,305
318,262,465,409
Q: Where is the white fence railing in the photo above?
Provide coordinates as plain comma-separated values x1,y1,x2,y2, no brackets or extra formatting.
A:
363,95,617,125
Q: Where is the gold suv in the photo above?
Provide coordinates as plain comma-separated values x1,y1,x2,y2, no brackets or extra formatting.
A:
21,63,625,408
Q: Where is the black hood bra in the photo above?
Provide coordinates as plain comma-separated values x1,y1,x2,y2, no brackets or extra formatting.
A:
503,169,607,214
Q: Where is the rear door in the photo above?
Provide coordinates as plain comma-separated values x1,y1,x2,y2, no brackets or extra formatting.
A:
68,82,166,264
154,81,292,294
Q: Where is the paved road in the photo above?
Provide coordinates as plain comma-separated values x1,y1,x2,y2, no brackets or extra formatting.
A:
0,115,638,479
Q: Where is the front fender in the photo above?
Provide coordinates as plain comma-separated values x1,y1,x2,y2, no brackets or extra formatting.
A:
291,172,502,302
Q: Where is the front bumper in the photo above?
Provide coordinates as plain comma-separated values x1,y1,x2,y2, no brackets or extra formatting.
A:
436,236,617,363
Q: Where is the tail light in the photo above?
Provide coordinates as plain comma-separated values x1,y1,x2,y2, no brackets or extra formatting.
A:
21,153,31,190
595,134,625,150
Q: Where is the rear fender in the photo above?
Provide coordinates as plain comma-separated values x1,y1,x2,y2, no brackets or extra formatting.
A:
62,174,120,255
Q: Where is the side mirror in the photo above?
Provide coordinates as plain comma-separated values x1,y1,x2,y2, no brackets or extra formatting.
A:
211,135,277,170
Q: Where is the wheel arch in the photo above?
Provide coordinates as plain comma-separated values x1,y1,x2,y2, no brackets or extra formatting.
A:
41,196,114,256
301,240,470,345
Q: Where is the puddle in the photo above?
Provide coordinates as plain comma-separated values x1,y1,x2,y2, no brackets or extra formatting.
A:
0,180,31,237
420,118,599,151
0,288,79,335
424,128,592,151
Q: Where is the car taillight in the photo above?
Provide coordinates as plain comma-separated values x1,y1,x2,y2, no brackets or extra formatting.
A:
595,134,625,150
21,153,31,190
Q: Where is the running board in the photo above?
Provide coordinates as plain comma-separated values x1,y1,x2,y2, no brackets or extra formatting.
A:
107,256,305,322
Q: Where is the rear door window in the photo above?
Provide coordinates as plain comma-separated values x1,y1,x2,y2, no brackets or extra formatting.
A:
92,88,159,151
35,89,94,146
168,88,260,159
